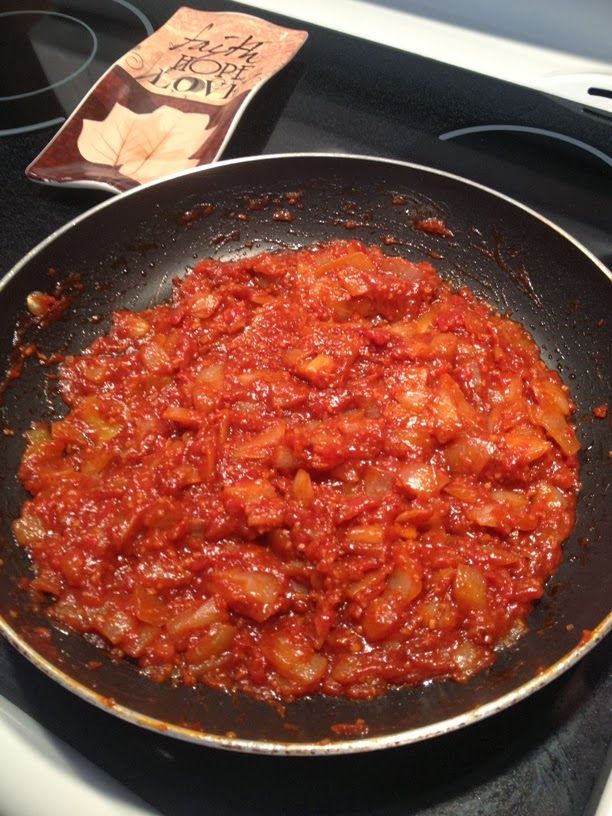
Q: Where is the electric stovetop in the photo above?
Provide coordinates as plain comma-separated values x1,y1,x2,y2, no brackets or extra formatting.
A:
0,2,610,814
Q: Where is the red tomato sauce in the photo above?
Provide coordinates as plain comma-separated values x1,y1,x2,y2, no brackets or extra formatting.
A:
13,241,580,701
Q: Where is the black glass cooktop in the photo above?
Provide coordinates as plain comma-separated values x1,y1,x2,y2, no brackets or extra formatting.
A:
0,1,610,815
0,0,152,136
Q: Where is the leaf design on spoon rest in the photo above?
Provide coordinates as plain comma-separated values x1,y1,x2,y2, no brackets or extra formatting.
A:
77,102,211,184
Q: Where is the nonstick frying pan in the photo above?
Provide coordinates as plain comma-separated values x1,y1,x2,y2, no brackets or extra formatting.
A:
0,154,610,755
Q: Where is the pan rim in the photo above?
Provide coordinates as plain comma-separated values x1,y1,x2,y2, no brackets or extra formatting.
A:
1,609,610,755
1,152,610,755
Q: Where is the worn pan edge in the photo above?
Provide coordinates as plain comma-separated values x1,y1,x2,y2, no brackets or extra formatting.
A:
1,609,609,755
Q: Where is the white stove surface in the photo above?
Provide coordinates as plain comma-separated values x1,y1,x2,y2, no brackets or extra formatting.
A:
230,0,612,114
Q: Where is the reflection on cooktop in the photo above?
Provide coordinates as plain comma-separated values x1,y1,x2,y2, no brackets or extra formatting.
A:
0,0,152,136
0,10,96,100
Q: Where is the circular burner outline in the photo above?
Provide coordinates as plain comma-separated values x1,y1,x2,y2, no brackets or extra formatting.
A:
110,0,154,36
438,124,612,169
0,10,98,102
0,1,152,138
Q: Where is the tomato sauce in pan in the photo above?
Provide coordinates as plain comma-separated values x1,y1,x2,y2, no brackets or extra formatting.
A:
13,241,580,701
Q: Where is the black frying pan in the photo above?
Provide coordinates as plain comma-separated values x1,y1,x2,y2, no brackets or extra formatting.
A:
0,154,610,754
